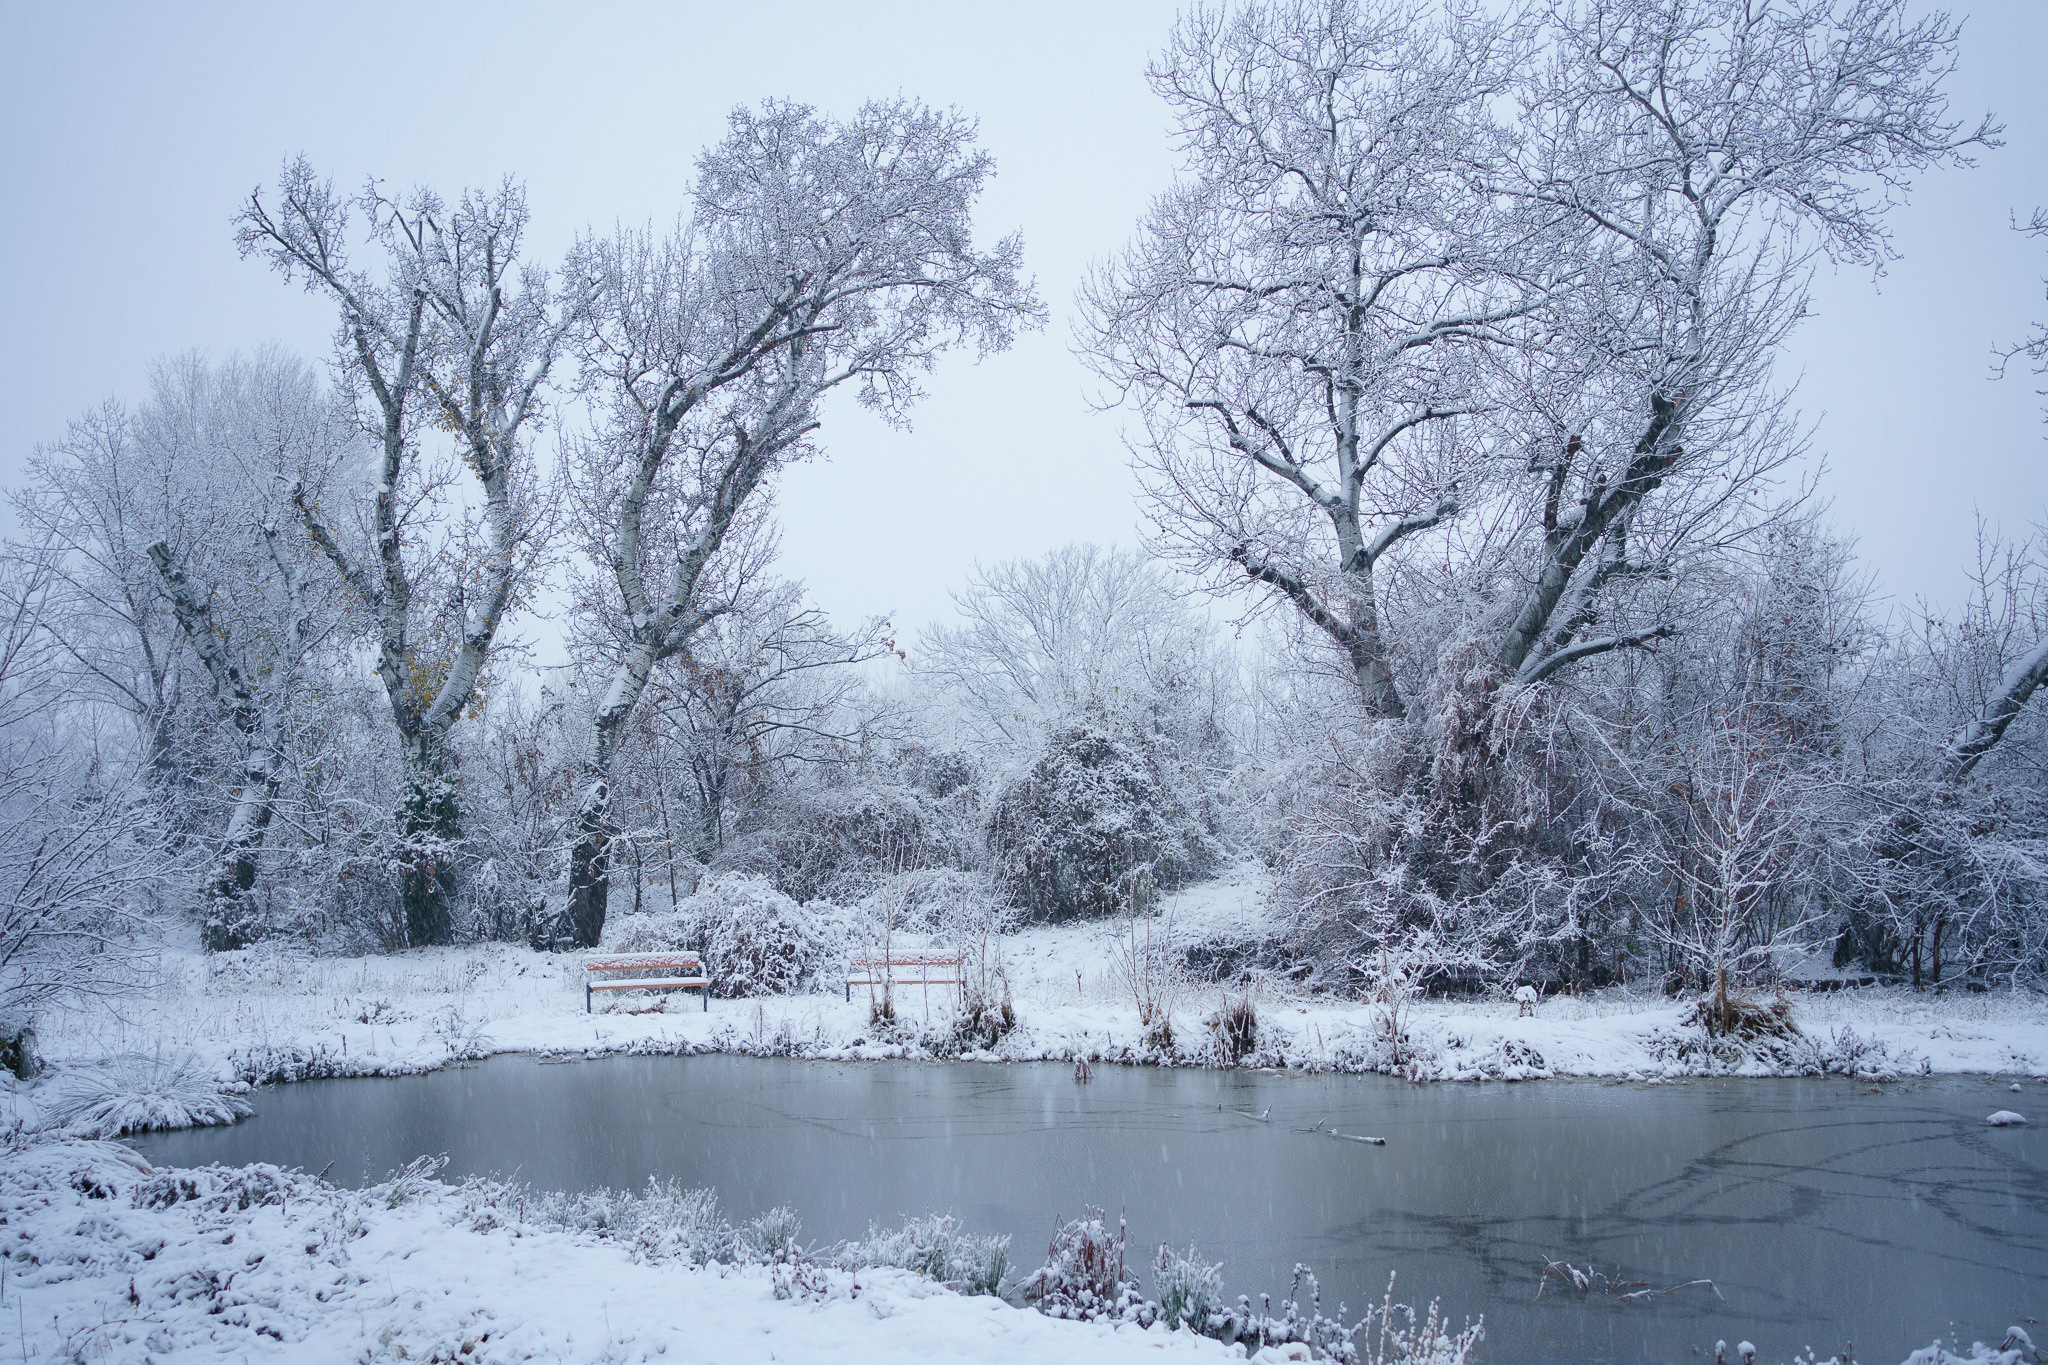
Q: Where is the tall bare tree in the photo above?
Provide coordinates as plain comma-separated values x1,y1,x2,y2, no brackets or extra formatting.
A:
1493,0,1995,687
236,164,595,945
1089,0,1992,720
1081,0,1548,718
562,99,1041,946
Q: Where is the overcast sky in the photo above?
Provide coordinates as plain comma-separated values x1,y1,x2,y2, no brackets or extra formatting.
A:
2,0,2043,661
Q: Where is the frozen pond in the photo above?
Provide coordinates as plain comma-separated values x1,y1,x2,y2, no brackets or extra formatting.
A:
132,1056,2045,1364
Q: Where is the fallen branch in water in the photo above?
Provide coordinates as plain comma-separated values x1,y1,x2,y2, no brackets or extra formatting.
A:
1535,1257,1722,1304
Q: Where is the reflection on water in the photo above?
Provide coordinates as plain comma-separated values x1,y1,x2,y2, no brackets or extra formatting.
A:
131,1057,2046,1364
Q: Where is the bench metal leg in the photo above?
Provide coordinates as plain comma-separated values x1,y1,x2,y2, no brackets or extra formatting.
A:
585,982,591,1014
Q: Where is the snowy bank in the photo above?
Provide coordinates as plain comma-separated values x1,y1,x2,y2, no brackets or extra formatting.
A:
16,868,2045,1108
0,1139,1258,1365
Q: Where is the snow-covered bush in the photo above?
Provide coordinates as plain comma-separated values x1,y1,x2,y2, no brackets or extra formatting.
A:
743,1206,804,1263
692,874,831,997
859,866,1010,937
1898,1330,2039,1365
43,1051,252,1138
519,1178,1017,1294
953,967,1017,1051
628,1183,732,1264
1019,1207,1146,1321
723,782,966,904
601,909,697,955
1153,1243,1223,1331
522,1178,738,1265
840,1214,1010,1296
988,722,1220,921
1206,993,1258,1064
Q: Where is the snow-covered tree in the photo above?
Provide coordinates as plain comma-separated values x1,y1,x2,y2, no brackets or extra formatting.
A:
1492,0,1992,688
1088,0,1991,722
620,579,900,891
1079,0,1542,718
563,98,1041,948
11,351,359,949
0,557,160,1054
236,163,593,946
135,354,357,947
2000,206,2048,427
917,543,1232,755
988,720,1220,921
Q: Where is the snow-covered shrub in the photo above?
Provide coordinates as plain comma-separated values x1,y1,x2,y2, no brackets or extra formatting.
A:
954,967,1017,1051
1898,1330,2039,1365
1153,1243,1223,1331
1686,991,1796,1041
525,1178,738,1266
1107,894,1185,1054
429,1004,493,1061
1354,1274,1487,1365
862,866,1011,937
988,721,1220,921
743,1206,804,1263
723,782,965,904
601,909,697,955
1784,1025,1912,1081
842,1214,1010,1296
1019,1207,1147,1322
691,874,831,997
43,1051,252,1138
380,1154,449,1208
1206,993,1258,1064
458,855,552,946
130,1163,299,1215
629,1182,732,1264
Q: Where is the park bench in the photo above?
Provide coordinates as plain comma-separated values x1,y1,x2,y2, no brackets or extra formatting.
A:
584,952,710,1012
845,952,965,1008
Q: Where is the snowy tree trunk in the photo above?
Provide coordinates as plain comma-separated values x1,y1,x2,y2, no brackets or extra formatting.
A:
564,644,660,949
146,540,288,951
201,716,285,953
566,775,612,952
398,738,460,949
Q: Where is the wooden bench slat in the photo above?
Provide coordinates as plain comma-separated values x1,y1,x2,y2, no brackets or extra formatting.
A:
845,952,967,1003
588,976,709,991
584,952,710,1012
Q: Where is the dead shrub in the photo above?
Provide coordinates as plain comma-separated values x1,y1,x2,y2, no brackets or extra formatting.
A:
1688,990,1796,1040
1207,992,1257,1064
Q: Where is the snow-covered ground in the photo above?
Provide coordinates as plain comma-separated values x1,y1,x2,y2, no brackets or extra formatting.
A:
0,1139,1257,1365
20,864,2047,1093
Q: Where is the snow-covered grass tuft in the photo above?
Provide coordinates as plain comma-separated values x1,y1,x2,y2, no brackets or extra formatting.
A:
513,1177,739,1265
41,1050,252,1138
743,1205,804,1263
1021,1207,1146,1322
1153,1242,1223,1331
1355,1273,1486,1365
841,1213,1011,1295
